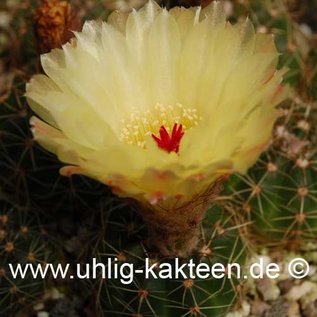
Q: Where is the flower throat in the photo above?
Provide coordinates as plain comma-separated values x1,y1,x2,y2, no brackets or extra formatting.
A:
119,103,202,152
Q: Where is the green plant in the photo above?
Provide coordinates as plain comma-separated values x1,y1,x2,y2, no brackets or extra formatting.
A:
1,1,317,317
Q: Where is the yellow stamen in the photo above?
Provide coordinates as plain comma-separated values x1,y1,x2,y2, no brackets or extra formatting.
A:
119,103,202,148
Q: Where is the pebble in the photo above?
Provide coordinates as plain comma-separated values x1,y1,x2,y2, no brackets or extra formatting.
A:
257,277,280,301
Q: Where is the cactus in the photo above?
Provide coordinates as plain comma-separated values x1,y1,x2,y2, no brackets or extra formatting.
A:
0,200,55,315
225,100,317,249
89,202,246,316
1,0,317,317
222,0,317,251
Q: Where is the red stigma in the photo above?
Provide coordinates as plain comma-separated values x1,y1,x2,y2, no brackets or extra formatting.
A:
151,123,184,153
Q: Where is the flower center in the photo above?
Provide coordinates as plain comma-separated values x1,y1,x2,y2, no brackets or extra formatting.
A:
119,103,202,150
152,123,184,153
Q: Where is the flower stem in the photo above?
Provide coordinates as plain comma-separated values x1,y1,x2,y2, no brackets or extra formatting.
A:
137,177,225,257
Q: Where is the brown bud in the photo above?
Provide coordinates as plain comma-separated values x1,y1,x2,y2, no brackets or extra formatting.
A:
34,0,80,54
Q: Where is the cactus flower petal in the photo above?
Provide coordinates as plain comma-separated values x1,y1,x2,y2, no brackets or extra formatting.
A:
26,0,288,209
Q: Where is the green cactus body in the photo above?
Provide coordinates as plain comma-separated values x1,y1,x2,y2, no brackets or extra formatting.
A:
225,103,317,249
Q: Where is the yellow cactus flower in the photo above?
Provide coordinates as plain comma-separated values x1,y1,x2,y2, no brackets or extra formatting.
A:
26,1,287,255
